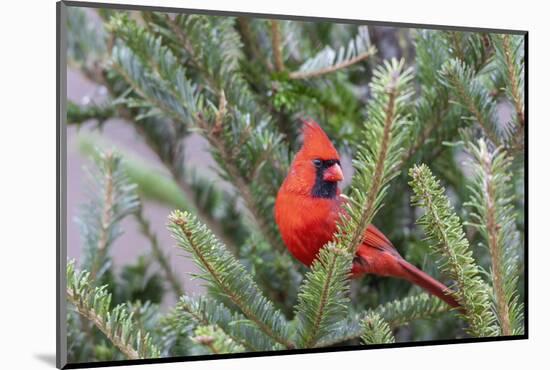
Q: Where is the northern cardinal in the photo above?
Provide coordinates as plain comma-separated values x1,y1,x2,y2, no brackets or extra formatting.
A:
274,120,459,308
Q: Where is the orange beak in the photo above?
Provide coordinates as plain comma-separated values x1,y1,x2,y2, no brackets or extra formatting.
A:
323,163,344,182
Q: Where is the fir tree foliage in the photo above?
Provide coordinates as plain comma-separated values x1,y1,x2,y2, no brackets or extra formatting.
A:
172,296,276,352
191,325,245,354
289,26,376,79
66,261,161,360
294,243,353,348
465,139,524,335
440,58,508,148
361,312,395,345
409,164,497,337
167,210,293,349
369,292,449,329
315,292,450,347
76,150,140,282
491,34,525,151
338,58,414,254
108,13,289,254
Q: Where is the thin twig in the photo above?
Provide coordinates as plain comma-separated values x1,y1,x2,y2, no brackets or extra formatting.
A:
162,16,284,251
289,48,375,80
135,208,184,297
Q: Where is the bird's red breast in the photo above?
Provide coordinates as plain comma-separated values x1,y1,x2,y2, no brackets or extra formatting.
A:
275,119,344,265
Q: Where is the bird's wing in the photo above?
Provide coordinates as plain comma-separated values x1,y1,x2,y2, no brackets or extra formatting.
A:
363,224,402,258
337,194,402,258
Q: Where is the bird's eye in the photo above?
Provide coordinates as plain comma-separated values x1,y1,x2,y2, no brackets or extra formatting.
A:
312,159,322,167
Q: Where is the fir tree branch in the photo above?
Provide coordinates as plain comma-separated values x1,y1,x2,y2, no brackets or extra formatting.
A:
370,292,450,329
77,134,190,211
339,59,413,254
114,14,289,252
465,139,524,335
270,20,285,72
501,35,524,128
315,293,450,347
449,31,465,62
135,207,184,298
168,211,294,349
174,296,276,351
476,141,509,334
409,164,497,337
77,52,244,250
191,325,245,354
67,100,117,126
78,150,140,282
361,312,395,344
492,33,525,153
194,113,284,252
289,27,375,79
295,243,353,348
66,261,160,359
289,49,375,79
440,59,505,148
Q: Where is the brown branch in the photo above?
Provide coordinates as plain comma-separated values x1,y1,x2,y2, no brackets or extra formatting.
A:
480,146,512,335
289,47,376,80
450,31,465,61
270,20,284,72
237,17,273,71
502,35,525,128
160,16,284,251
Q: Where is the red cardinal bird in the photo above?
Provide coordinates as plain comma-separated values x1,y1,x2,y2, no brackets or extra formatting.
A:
274,120,459,308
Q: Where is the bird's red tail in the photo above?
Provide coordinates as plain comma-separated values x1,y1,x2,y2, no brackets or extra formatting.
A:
397,259,460,308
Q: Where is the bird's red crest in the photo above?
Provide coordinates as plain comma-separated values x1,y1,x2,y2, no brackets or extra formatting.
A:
300,119,340,160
